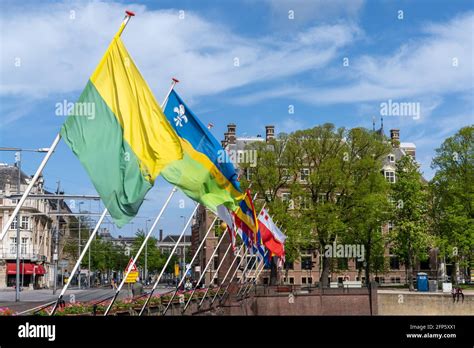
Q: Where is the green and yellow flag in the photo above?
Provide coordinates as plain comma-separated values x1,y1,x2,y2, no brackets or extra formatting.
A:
61,34,183,227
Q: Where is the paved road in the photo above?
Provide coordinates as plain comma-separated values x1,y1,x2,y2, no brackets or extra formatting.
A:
0,286,174,314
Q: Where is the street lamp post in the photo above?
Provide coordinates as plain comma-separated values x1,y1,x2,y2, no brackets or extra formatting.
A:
88,221,91,288
0,147,49,302
77,202,84,289
145,219,151,284
180,215,186,281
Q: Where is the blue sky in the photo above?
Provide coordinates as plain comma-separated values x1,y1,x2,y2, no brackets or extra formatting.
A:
0,0,473,237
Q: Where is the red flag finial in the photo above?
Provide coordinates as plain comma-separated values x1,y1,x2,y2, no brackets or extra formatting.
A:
125,10,135,17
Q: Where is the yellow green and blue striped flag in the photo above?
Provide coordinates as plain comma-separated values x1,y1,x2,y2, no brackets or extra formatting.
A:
61,34,183,227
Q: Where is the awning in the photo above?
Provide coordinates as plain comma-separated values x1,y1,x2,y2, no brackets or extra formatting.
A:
7,263,46,275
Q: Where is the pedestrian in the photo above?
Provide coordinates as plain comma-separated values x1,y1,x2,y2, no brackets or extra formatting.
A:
132,277,143,297
451,286,456,302
456,287,464,303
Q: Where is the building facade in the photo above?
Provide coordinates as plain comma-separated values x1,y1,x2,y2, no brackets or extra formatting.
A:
0,164,75,289
190,123,435,287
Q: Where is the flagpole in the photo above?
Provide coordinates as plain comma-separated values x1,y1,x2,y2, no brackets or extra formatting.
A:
238,258,263,297
104,188,182,316
101,74,179,316
134,203,199,316
194,242,232,311
208,192,259,306
48,10,137,316
247,222,285,294
52,60,178,317
243,256,266,297
233,200,266,297
242,249,270,297
218,248,249,305
50,209,108,315
0,10,138,243
236,254,260,296
161,215,217,315
181,230,229,314
209,244,247,307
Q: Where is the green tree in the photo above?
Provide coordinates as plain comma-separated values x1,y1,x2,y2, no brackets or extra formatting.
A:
391,155,431,290
131,230,164,274
430,126,474,283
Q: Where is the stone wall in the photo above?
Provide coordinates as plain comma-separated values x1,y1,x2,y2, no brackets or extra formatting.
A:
378,291,474,315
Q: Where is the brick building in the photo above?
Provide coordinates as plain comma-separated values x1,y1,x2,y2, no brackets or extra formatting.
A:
190,122,435,287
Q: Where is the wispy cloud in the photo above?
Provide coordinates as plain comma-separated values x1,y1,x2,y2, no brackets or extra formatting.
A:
0,1,361,106
235,12,473,111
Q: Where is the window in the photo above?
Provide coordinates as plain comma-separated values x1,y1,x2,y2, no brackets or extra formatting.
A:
289,277,294,284
10,217,17,230
388,221,394,233
300,168,310,182
176,248,181,255
213,219,223,237
263,277,269,285
301,256,312,270
337,277,344,284
384,170,395,183
10,237,17,254
21,216,30,230
213,255,219,270
390,256,400,270
281,192,291,202
299,196,310,210
302,277,307,284
388,154,395,163
21,237,27,255
284,261,294,270
355,259,364,270
308,277,313,284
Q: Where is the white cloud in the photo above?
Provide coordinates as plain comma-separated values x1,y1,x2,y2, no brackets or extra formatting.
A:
264,0,365,24
0,1,360,104
238,12,474,108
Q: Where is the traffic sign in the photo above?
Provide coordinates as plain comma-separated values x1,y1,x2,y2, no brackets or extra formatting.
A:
124,258,139,283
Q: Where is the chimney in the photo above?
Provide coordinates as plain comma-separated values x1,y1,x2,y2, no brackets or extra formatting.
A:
227,124,236,145
227,123,236,135
265,125,275,142
390,129,400,147
159,229,163,242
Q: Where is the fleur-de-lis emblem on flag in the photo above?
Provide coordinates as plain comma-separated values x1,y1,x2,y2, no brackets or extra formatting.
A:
173,104,188,127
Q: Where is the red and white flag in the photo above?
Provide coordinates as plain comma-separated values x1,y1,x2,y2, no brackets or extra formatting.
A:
217,204,236,250
258,208,286,258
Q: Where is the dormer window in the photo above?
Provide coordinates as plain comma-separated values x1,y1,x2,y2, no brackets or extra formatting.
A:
388,154,395,163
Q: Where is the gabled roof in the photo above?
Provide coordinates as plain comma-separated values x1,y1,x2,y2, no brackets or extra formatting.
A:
159,235,192,243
